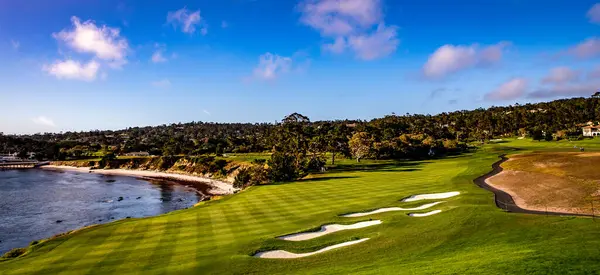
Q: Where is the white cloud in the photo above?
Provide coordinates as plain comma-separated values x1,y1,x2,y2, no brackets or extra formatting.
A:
151,79,171,88
32,116,56,127
252,52,293,80
167,8,206,34
43,59,100,81
588,3,600,24
10,39,19,50
568,37,600,58
298,0,398,60
485,78,528,101
542,67,580,84
347,23,398,60
322,37,346,54
423,42,509,79
151,50,167,63
53,16,128,66
203,109,211,116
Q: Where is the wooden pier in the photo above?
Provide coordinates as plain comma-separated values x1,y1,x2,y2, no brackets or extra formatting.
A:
0,161,50,170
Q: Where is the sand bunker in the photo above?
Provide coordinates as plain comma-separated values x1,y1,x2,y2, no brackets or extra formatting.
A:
254,238,369,259
278,220,381,241
341,202,443,218
401,191,460,202
408,210,442,217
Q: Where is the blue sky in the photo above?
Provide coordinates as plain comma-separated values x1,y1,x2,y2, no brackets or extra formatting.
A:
1,0,600,134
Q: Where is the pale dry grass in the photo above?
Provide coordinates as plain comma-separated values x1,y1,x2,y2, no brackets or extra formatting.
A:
490,152,600,215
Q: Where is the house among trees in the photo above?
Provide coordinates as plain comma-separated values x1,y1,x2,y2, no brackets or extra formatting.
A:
582,126,600,137
124,151,150,157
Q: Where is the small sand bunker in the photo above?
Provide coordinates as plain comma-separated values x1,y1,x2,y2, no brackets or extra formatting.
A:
401,191,460,202
341,202,443,218
254,238,369,259
278,220,381,241
408,210,442,217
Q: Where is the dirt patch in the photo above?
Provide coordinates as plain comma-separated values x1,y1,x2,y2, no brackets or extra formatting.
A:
480,152,600,216
486,170,597,215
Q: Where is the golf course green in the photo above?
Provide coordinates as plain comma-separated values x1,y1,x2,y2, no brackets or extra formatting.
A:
2,139,600,274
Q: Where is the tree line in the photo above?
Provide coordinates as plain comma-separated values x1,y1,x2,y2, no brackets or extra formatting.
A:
3,96,600,167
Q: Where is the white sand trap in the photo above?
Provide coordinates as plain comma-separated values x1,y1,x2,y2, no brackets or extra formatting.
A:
408,210,442,217
254,238,369,259
278,220,381,241
401,191,460,202
341,202,443,218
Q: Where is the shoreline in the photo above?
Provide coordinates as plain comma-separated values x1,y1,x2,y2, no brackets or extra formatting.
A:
473,155,593,217
41,165,236,196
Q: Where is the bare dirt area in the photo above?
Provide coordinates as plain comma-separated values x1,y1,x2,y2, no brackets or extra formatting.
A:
485,152,600,215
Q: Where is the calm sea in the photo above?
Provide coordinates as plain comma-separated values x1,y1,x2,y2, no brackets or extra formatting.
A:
0,168,201,254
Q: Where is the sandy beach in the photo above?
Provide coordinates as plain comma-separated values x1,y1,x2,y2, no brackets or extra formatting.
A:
41,165,236,195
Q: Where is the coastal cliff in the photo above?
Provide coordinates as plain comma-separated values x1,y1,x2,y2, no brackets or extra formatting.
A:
50,156,247,183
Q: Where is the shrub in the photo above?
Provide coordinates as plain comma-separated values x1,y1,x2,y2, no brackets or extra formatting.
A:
306,156,326,172
252,159,266,165
2,248,26,259
234,168,252,189
268,152,301,182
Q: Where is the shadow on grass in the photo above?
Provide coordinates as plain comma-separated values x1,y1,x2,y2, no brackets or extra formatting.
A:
265,176,360,185
327,161,426,173
299,176,360,182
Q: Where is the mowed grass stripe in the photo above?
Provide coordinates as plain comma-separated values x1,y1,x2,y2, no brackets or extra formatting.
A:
78,219,153,274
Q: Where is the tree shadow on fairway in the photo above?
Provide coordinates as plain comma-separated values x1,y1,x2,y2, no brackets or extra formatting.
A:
490,146,524,153
327,161,426,174
299,176,360,182
266,176,360,185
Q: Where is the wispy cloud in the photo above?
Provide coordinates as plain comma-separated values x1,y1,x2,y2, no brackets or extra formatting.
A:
32,116,56,127
568,37,600,58
10,39,19,50
422,42,510,79
529,82,600,99
485,78,528,101
203,109,211,116
252,52,293,80
43,59,100,81
541,67,580,84
151,50,167,63
588,3,600,24
298,0,399,60
167,7,207,35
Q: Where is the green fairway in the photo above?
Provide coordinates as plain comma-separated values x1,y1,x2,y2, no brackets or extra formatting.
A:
3,139,600,274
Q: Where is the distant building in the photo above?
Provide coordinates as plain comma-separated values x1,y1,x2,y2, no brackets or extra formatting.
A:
124,151,150,157
582,126,600,137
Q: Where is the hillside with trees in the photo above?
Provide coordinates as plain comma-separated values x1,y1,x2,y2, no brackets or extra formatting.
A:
3,96,600,164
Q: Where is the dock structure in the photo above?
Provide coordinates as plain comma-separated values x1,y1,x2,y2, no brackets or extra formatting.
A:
0,161,49,170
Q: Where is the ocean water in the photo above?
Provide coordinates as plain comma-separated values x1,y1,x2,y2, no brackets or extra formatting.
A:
0,168,201,254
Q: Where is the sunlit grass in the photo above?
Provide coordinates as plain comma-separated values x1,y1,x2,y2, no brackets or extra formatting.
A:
3,139,600,274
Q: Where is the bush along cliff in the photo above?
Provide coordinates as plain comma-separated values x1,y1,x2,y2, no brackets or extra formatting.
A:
50,155,265,186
